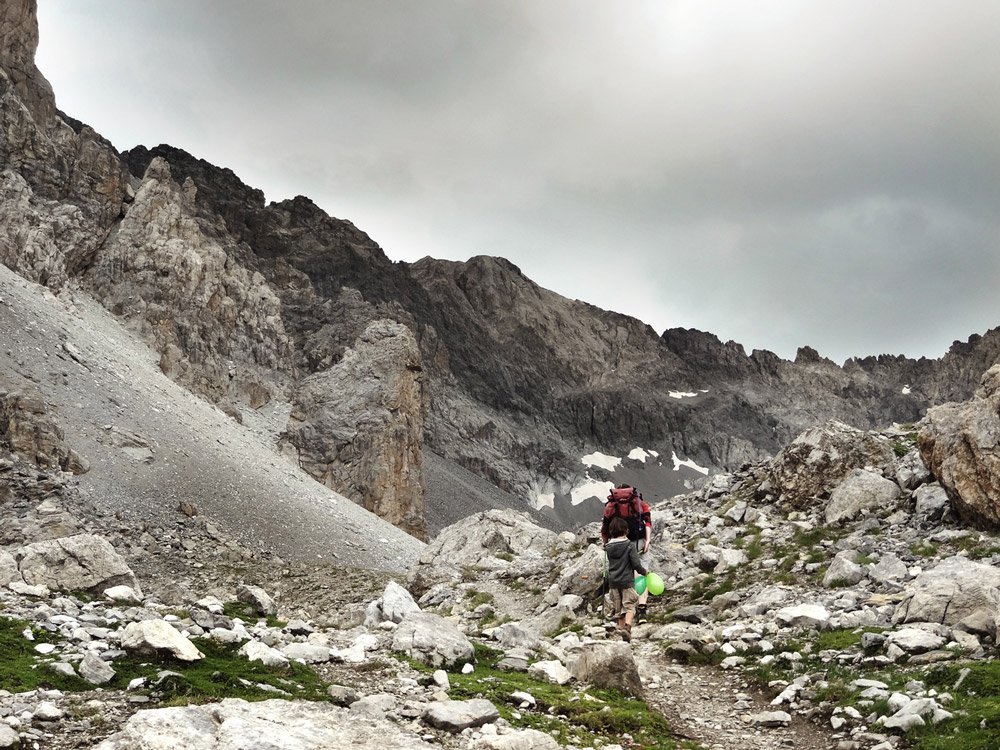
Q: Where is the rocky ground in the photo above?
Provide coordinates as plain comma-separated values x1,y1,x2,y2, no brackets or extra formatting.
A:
4,410,999,749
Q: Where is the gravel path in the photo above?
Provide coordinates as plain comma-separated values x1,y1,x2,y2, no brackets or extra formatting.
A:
635,642,837,749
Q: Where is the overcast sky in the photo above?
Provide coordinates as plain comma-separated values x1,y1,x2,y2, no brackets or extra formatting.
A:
36,1,1000,364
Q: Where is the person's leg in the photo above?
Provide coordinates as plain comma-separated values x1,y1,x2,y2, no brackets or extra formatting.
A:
609,588,625,632
635,539,650,623
636,589,649,623
620,589,639,641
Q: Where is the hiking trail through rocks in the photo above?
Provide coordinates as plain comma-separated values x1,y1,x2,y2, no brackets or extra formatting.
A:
635,641,834,750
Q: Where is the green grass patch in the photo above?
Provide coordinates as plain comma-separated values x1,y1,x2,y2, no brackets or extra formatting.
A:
448,652,683,748
910,540,939,558
106,638,332,705
464,590,495,608
222,601,285,629
909,662,1000,749
0,617,91,693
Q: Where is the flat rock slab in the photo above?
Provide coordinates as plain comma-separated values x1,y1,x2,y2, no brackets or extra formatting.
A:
423,699,500,732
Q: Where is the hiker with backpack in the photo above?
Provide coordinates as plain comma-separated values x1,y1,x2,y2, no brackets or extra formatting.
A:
603,516,648,642
601,484,653,624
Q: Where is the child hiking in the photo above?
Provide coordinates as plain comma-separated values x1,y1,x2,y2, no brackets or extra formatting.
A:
604,516,647,642
601,484,653,623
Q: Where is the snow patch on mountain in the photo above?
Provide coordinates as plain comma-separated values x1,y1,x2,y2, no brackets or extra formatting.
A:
581,452,621,471
672,451,709,475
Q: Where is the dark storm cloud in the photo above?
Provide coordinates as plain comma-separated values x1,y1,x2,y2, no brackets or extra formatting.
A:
36,1,1000,363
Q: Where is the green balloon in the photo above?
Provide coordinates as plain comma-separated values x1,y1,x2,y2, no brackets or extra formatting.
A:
634,575,646,594
646,572,664,595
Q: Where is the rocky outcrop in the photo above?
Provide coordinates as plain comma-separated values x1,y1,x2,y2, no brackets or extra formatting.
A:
918,364,1000,528
6,0,1000,538
86,157,294,409
14,533,142,595
94,699,436,750
280,320,427,540
893,556,1000,626
407,510,559,594
0,387,89,473
1,0,130,288
769,421,896,509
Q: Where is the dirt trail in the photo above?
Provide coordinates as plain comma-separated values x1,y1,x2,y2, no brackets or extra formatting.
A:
634,640,837,750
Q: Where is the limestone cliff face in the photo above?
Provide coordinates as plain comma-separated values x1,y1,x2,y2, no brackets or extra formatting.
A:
0,0,129,287
279,321,428,540
86,156,294,410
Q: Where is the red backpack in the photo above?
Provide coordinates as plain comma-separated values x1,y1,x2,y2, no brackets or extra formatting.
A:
601,486,648,542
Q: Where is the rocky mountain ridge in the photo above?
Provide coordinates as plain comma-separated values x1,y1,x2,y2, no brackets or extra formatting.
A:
5,0,1000,543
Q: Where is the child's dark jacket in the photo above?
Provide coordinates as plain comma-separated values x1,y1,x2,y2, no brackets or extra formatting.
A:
605,538,647,588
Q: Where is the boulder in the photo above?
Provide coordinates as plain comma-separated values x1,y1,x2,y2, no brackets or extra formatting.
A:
527,660,572,685
93,698,433,749
823,550,866,588
120,620,203,662
474,729,561,750
770,420,896,509
280,643,332,664
565,641,643,697
554,544,604,598
886,628,946,654
391,612,474,668
408,510,558,595
894,449,932,491
919,364,1000,529
365,580,420,628
914,485,950,522
775,604,830,630
16,534,142,595
894,556,1000,626
739,586,794,618
492,622,541,651
868,553,909,584
0,549,21,586
79,652,116,685
236,584,277,616
0,723,17,749
825,469,901,525
239,640,290,669
423,699,500,732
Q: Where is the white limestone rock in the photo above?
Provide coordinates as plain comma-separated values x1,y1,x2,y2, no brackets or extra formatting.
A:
120,620,203,662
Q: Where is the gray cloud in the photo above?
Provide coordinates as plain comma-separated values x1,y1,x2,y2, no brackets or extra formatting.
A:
36,0,1000,363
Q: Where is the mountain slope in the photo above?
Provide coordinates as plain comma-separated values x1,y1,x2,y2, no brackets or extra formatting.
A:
0,262,423,570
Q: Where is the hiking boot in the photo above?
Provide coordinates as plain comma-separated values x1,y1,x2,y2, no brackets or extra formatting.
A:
619,625,631,643
636,604,648,624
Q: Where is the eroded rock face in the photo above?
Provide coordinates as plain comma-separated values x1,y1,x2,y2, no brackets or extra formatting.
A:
918,364,1000,529
280,320,427,540
770,420,896,509
1,0,129,287
893,556,1000,626
0,387,89,473
86,157,293,409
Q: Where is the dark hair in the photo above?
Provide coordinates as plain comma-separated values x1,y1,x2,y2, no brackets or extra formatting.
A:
608,516,629,538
